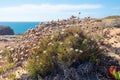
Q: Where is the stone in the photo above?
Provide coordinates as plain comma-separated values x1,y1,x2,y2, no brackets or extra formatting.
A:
0,26,14,35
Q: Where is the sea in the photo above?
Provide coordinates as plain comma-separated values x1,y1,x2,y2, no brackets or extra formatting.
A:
0,22,40,34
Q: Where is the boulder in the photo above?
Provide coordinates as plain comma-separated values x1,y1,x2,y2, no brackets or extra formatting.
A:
0,26,14,35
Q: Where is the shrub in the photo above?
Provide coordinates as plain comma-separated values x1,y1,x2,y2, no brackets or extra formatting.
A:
27,26,103,78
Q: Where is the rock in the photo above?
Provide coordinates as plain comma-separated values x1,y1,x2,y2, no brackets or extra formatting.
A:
115,48,120,55
0,26,14,35
96,66,109,76
77,62,94,75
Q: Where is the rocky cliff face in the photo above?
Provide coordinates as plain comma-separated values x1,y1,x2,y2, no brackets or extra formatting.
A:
0,26,14,35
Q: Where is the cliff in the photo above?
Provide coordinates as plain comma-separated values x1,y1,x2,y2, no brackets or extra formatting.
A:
0,26,14,35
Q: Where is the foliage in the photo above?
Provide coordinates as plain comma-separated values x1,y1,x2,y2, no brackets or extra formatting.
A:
5,50,13,63
27,26,103,78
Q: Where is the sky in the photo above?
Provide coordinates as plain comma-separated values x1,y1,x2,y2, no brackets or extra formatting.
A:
0,0,120,21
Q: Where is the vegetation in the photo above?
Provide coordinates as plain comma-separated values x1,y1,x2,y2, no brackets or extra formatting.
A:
104,15,120,19
0,67,3,74
0,49,15,75
27,26,104,78
5,50,13,63
9,74,16,80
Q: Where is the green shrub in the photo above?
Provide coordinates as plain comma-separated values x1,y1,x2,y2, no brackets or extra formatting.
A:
27,27,103,78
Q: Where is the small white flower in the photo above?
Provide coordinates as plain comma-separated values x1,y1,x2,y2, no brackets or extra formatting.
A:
99,47,102,49
51,43,54,46
83,39,87,44
13,58,18,62
20,52,24,55
61,32,64,34
59,42,63,45
79,50,83,53
21,57,24,60
26,50,28,52
75,49,79,52
33,44,36,46
43,50,47,54
7,46,11,49
51,35,54,40
91,37,94,41
74,34,79,37
0,50,4,54
51,35,54,38
10,48,14,51
0,55,2,59
39,62,42,65
62,29,65,31
36,56,39,58
68,41,71,44
48,42,52,46
70,48,73,51
25,54,28,57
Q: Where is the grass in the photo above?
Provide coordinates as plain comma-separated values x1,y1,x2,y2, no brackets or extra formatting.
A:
26,26,104,78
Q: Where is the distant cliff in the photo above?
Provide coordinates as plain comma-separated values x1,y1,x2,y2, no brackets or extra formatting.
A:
0,26,14,35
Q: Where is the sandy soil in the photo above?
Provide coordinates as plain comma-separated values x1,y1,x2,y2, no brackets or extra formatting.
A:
0,35,22,49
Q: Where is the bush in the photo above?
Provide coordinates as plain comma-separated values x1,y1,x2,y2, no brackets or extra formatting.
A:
27,26,103,78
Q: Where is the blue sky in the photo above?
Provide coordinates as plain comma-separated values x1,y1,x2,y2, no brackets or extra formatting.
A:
0,0,120,21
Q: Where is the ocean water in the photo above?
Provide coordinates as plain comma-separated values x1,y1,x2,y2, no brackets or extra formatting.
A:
0,22,39,34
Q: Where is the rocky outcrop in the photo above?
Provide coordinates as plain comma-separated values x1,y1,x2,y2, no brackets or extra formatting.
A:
0,26,14,35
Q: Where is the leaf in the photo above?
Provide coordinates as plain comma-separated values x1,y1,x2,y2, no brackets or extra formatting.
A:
113,71,120,79
118,71,120,79
109,66,117,75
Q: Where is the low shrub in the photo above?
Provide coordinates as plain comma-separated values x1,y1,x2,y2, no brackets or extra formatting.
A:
27,26,103,78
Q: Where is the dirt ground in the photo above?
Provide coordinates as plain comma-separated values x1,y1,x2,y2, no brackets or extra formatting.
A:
0,35,22,49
